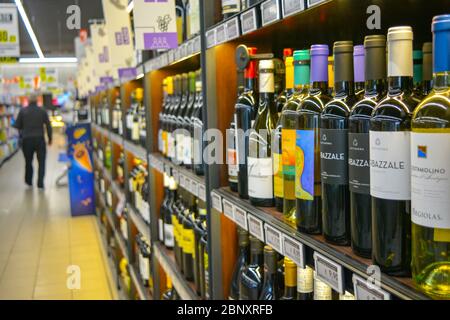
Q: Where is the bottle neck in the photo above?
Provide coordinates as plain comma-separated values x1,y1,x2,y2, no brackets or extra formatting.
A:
334,81,355,97
250,251,263,266
245,77,256,92
388,76,414,94
311,81,329,93
433,71,450,89
364,79,386,97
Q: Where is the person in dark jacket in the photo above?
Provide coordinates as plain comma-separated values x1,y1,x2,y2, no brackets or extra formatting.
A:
13,93,52,189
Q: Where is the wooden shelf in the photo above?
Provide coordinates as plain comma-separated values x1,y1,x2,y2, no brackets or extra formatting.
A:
127,203,151,242
124,140,147,160
129,264,153,300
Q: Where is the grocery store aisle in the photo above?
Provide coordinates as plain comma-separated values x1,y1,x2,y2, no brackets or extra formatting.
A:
0,133,114,300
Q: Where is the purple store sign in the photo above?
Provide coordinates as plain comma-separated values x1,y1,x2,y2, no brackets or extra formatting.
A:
118,67,137,82
143,32,178,50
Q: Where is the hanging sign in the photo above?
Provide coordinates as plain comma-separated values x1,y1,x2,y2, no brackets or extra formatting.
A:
0,4,19,58
102,0,136,80
90,23,113,82
133,0,178,50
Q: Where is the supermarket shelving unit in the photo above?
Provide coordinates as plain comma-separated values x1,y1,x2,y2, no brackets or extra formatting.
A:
90,0,448,300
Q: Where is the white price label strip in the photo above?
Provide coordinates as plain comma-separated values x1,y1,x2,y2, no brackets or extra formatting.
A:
240,8,258,35
226,17,240,40
282,234,305,268
184,177,191,191
281,0,304,18
222,198,234,220
172,169,179,184
308,0,326,7
264,224,283,254
190,180,198,197
314,252,344,294
206,29,216,48
193,36,201,53
247,214,264,242
211,192,222,212
352,274,391,300
215,24,226,44
261,0,280,26
198,184,206,202
233,206,248,230
179,174,186,188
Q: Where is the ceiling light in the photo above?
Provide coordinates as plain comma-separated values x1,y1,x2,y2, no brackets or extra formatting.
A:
19,57,78,63
15,0,44,58
127,0,134,13
136,73,144,79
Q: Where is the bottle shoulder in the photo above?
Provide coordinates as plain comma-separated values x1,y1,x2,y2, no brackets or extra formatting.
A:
412,89,450,127
372,92,419,121
298,92,332,113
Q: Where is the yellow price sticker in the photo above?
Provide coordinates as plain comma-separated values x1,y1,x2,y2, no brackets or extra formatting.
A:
0,30,8,43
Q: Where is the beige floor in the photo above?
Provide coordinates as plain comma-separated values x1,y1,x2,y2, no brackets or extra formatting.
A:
0,132,115,300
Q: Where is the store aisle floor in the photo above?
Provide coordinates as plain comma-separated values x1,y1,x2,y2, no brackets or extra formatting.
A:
0,133,115,300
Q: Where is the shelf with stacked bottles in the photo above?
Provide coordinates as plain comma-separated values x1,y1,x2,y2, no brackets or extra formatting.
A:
0,104,19,167
91,105,153,300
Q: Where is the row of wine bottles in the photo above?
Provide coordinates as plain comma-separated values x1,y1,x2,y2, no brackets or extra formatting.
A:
128,158,151,224
94,94,123,135
157,70,204,176
135,233,152,289
158,169,209,299
227,14,450,299
230,228,354,300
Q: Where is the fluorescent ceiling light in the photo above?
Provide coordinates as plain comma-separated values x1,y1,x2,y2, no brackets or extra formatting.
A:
127,0,134,13
19,57,78,63
136,73,144,79
15,0,44,58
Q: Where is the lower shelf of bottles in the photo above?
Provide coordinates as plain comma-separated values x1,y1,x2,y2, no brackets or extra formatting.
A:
213,187,429,300
127,204,151,243
129,263,152,301
153,242,200,300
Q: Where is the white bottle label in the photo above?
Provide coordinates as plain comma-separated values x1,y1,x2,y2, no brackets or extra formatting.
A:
112,112,119,129
247,156,273,199
411,132,450,229
184,135,192,165
126,114,133,129
132,123,140,141
164,223,174,247
297,266,314,293
159,218,164,241
176,133,184,162
369,131,411,200
314,275,332,300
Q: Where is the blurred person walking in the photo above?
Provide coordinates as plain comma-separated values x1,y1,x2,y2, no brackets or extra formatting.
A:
13,93,52,189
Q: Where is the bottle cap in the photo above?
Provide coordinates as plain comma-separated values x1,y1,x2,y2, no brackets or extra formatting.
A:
333,40,353,54
283,48,293,58
387,26,414,41
310,44,329,83
259,59,275,93
364,35,386,81
432,14,450,73
293,49,310,61
387,26,414,77
413,50,423,60
259,59,274,70
422,42,433,81
333,41,354,82
244,47,258,79
353,45,365,83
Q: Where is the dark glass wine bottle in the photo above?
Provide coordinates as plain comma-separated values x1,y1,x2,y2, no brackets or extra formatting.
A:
321,41,358,245
349,35,387,258
370,26,418,276
248,59,278,207
280,257,297,300
192,69,205,176
281,50,310,223
159,172,170,242
235,47,258,199
164,173,176,249
193,201,206,295
297,266,314,300
175,73,189,165
295,44,331,234
229,228,250,300
273,56,294,212
239,236,264,300
183,71,196,169
353,45,365,99
421,42,433,96
411,14,450,300
259,246,281,300
168,75,182,162
182,198,195,281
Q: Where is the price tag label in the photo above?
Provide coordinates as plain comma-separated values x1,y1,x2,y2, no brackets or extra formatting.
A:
164,163,171,176
282,234,305,268
261,0,280,26
226,17,240,41
174,49,180,61
247,214,264,242
240,8,258,35
187,40,194,56
211,192,222,212
168,50,174,63
352,274,391,300
181,44,188,58
233,206,248,230
190,180,199,197
222,198,234,220
308,0,326,7
206,29,216,48
179,173,186,188
173,169,179,184
264,224,283,254
215,24,227,44
148,154,155,168
184,177,191,191
193,36,201,53
281,0,304,17
198,184,206,202
314,252,344,294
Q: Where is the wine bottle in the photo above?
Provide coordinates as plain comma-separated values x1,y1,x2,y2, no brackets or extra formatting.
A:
340,291,355,300
235,47,258,199
117,151,125,188
159,172,169,242
248,59,278,207
176,73,189,165
187,0,200,38
273,56,294,212
280,257,297,300
313,272,339,300
125,91,135,140
168,75,181,162
112,92,121,134
132,89,143,144
183,71,196,169
193,202,206,295
296,44,331,234
229,228,250,300
321,41,358,245
422,42,433,96
370,26,418,276
276,48,294,115
349,35,386,258
182,195,196,281
328,55,334,95
200,232,209,299
239,236,264,300
162,276,175,300
222,0,241,20
411,14,450,300
259,246,281,300
175,0,187,44
281,49,310,223
297,265,314,300
353,45,365,99
192,69,204,175
138,94,147,148
413,49,423,96
164,174,176,249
